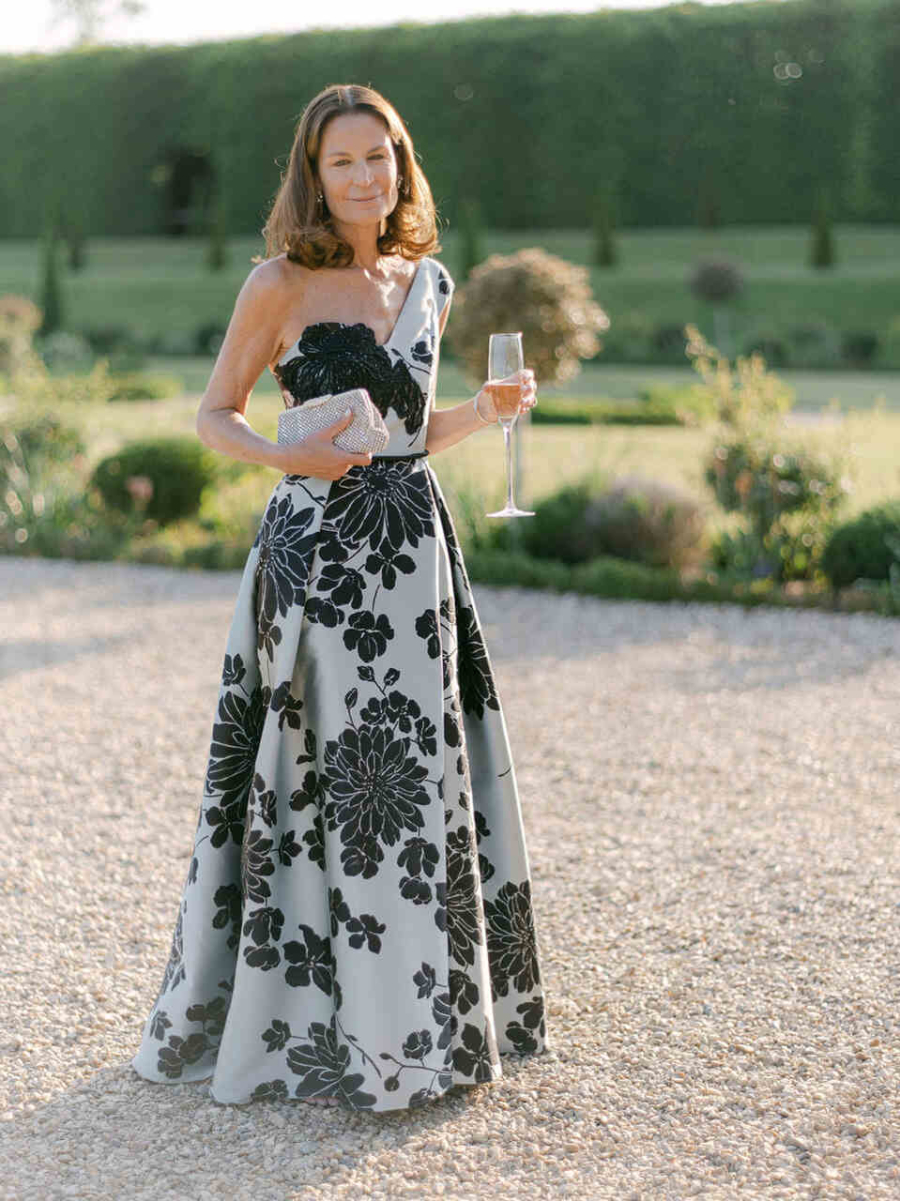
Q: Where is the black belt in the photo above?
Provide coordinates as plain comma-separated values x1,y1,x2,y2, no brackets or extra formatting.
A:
370,451,429,461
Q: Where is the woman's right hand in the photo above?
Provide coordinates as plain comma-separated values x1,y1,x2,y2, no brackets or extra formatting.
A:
276,410,374,480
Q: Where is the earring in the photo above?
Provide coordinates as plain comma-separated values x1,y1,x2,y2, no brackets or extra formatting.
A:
316,191,324,202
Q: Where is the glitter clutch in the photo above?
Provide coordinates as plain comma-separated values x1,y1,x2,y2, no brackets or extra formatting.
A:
277,388,390,455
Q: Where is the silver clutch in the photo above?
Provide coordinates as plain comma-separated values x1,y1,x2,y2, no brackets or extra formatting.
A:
277,388,390,455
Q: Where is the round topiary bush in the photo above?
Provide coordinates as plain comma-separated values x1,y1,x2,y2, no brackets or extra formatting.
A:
821,501,900,589
517,479,598,564
91,437,218,525
495,473,706,569
447,247,609,385
581,475,707,569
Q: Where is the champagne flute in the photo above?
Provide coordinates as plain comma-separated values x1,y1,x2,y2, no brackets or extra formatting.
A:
485,332,534,518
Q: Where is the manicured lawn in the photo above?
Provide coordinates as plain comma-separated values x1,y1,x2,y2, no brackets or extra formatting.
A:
66,395,900,529
4,224,900,371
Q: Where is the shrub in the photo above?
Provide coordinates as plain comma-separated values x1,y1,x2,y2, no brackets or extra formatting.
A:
107,371,185,401
688,323,850,583
0,408,133,559
841,331,880,367
821,501,900,589
787,321,842,368
599,310,652,363
688,259,744,305
195,322,227,356
82,324,137,355
486,472,706,570
651,323,688,362
36,330,94,370
684,324,794,428
91,437,218,525
447,247,609,386
739,329,789,367
516,478,598,564
711,512,833,584
0,294,42,381
581,475,707,569
882,316,900,368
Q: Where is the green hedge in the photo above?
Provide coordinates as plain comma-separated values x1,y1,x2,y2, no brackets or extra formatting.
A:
0,0,892,237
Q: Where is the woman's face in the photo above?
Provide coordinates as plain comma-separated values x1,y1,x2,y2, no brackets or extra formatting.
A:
315,111,400,233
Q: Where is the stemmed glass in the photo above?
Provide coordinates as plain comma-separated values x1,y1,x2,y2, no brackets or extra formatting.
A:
485,332,534,518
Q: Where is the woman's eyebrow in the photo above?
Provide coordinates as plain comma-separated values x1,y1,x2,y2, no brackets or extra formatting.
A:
324,144,387,158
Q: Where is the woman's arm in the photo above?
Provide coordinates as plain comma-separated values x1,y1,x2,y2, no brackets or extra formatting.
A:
194,262,372,479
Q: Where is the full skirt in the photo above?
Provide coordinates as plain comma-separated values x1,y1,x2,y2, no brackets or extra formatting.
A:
131,457,549,1111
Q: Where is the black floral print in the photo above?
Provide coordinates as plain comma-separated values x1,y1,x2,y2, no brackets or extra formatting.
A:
253,496,319,661
322,713,431,880
204,683,266,811
484,881,541,1000
327,459,435,552
131,257,548,1113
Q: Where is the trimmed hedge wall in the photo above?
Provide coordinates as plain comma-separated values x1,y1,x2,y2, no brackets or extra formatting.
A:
1,0,898,237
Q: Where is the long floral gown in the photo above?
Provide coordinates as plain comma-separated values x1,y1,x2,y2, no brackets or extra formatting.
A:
130,255,550,1112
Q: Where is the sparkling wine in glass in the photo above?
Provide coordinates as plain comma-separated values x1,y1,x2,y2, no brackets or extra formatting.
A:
486,332,534,518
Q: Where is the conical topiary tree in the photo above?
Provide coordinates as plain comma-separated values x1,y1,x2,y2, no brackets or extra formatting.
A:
457,197,485,282
38,219,64,337
592,185,618,268
810,184,835,268
206,187,230,272
62,207,88,272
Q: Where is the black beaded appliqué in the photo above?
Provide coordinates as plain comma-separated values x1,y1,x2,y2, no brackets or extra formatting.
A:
275,323,426,437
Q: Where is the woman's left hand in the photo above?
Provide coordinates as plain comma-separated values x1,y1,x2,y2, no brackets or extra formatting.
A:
476,368,538,422
518,368,538,415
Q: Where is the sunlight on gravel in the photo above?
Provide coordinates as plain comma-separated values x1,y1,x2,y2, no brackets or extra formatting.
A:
1,559,899,1200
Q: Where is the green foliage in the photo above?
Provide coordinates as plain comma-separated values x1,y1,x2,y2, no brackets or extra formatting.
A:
810,184,835,269
107,371,185,401
206,188,230,273
821,501,900,589
580,475,706,570
689,259,744,306
704,436,847,540
38,222,64,337
449,247,608,386
684,324,795,428
0,1,886,239
483,470,705,570
688,323,851,583
0,408,133,559
461,548,818,610
457,198,484,282
592,187,617,268
91,436,218,525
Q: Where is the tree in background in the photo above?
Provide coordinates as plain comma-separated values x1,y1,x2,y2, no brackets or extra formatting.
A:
696,167,722,230
592,185,618,268
38,220,64,337
206,187,230,272
61,207,88,271
688,258,744,359
50,0,145,46
457,198,485,282
810,183,836,268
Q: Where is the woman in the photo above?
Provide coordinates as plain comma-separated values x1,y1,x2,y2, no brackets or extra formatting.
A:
131,83,549,1113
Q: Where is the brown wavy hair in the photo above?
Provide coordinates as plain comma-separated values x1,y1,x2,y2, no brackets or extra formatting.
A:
255,84,441,269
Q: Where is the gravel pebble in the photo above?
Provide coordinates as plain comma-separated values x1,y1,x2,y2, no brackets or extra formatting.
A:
1,558,899,1200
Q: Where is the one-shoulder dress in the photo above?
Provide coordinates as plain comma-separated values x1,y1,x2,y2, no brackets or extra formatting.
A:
130,255,550,1112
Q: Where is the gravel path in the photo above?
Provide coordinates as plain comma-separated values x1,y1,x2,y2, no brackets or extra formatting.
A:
1,557,899,1200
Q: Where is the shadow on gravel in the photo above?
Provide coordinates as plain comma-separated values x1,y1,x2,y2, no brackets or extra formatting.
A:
0,1061,492,1199
0,633,134,682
